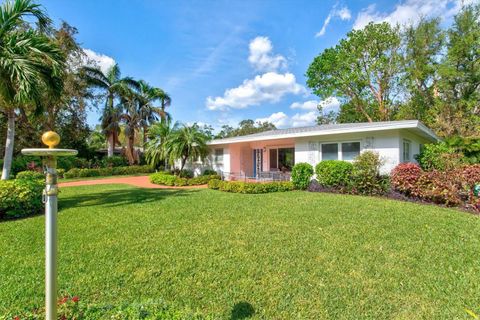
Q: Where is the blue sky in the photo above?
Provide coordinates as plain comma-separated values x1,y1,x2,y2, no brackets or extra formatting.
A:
41,0,469,130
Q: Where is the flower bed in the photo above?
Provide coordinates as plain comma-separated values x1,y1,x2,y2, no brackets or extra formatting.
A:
63,165,154,179
149,172,221,186
208,179,294,193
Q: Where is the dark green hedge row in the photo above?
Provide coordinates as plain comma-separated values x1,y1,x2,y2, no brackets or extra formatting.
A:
149,172,221,186
64,165,154,179
0,179,43,218
208,179,294,193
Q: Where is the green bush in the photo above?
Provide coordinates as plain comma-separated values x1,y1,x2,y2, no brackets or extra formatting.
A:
0,179,43,218
291,163,314,190
150,172,220,186
315,160,353,187
15,171,44,181
11,155,41,176
208,179,294,194
101,155,128,168
349,151,389,195
57,168,65,178
415,142,465,171
202,169,217,176
63,165,154,179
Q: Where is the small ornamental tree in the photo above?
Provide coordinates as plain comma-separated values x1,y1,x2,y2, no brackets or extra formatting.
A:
291,163,314,190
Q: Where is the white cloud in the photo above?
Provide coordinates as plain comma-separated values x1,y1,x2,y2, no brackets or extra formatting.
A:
290,97,340,112
319,97,340,112
206,72,305,110
291,111,317,127
82,48,116,74
316,6,352,37
290,100,318,111
255,112,289,128
248,36,287,72
353,0,472,30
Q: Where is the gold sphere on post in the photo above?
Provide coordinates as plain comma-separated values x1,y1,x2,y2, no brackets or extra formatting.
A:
41,131,60,149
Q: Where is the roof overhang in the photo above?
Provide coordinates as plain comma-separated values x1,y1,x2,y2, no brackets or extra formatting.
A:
208,120,440,146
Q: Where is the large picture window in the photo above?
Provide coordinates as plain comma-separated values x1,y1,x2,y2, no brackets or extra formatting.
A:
341,142,360,160
268,147,294,171
321,143,338,160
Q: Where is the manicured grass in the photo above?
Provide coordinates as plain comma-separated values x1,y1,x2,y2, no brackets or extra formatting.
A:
1,185,479,318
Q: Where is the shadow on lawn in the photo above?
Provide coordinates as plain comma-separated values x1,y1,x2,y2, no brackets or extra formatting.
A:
59,187,199,210
231,301,255,319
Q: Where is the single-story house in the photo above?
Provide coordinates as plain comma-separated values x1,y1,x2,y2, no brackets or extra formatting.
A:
188,120,439,180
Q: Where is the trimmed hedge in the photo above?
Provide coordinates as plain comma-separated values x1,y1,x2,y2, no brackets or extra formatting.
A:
315,160,353,188
391,163,422,196
16,170,44,181
291,163,314,190
149,172,221,186
64,165,154,179
0,179,43,218
208,179,294,193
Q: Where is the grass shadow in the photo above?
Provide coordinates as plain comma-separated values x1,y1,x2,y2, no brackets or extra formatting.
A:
58,186,200,210
231,301,255,320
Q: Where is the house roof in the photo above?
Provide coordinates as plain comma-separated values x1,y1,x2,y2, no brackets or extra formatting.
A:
208,120,439,145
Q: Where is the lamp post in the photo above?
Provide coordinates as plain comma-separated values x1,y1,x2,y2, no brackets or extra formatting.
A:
22,131,77,320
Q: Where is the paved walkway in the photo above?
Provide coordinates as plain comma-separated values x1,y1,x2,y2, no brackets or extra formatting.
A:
59,175,207,189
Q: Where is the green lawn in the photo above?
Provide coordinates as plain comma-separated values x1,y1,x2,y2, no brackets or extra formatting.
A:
1,185,479,319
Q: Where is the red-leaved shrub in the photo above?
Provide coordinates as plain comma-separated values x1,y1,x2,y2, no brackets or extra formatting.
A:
391,163,422,196
390,163,480,212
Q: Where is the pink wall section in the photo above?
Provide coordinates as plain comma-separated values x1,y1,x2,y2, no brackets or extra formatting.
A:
227,138,295,175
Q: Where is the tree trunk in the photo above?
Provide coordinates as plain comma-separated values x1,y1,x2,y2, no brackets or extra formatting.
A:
107,133,114,157
180,156,187,171
1,110,15,180
143,126,148,151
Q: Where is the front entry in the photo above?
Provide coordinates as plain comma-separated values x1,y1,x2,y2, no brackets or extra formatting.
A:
253,149,263,177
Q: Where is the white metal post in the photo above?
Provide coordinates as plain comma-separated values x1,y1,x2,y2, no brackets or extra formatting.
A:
44,158,58,320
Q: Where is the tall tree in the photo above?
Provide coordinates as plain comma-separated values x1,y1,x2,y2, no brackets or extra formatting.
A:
433,4,480,138
120,93,142,165
215,119,276,138
307,22,402,123
0,0,65,179
80,63,139,157
398,18,444,124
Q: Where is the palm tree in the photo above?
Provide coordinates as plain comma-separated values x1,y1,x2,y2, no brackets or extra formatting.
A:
136,80,172,147
164,124,209,171
119,93,143,165
80,63,138,157
145,119,178,169
0,0,65,180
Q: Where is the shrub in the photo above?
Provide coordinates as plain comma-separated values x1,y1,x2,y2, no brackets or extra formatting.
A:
16,170,44,181
291,163,314,190
11,155,41,176
150,172,220,186
102,155,128,168
315,160,353,188
416,170,462,206
178,169,194,178
349,151,389,195
416,142,465,171
57,168,65,178
390,163,423,196
202,169,217,176
63,165,154,179
208,180,294,193
0,179,43,218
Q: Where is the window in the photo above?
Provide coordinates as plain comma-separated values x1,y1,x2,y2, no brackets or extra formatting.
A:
214,148,223,163
269,149,278,170
341,142,360,161
403,140,411,162
278,148,295,171
269,148,294,171
321,143,338,160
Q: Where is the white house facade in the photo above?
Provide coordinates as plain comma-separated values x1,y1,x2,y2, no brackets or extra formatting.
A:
186,120,439,179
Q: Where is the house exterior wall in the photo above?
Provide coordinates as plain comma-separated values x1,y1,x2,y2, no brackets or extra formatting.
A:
294,130,402,174
181,128,433,177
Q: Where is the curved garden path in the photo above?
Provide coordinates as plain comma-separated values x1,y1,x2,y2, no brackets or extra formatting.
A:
59,175,207,189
